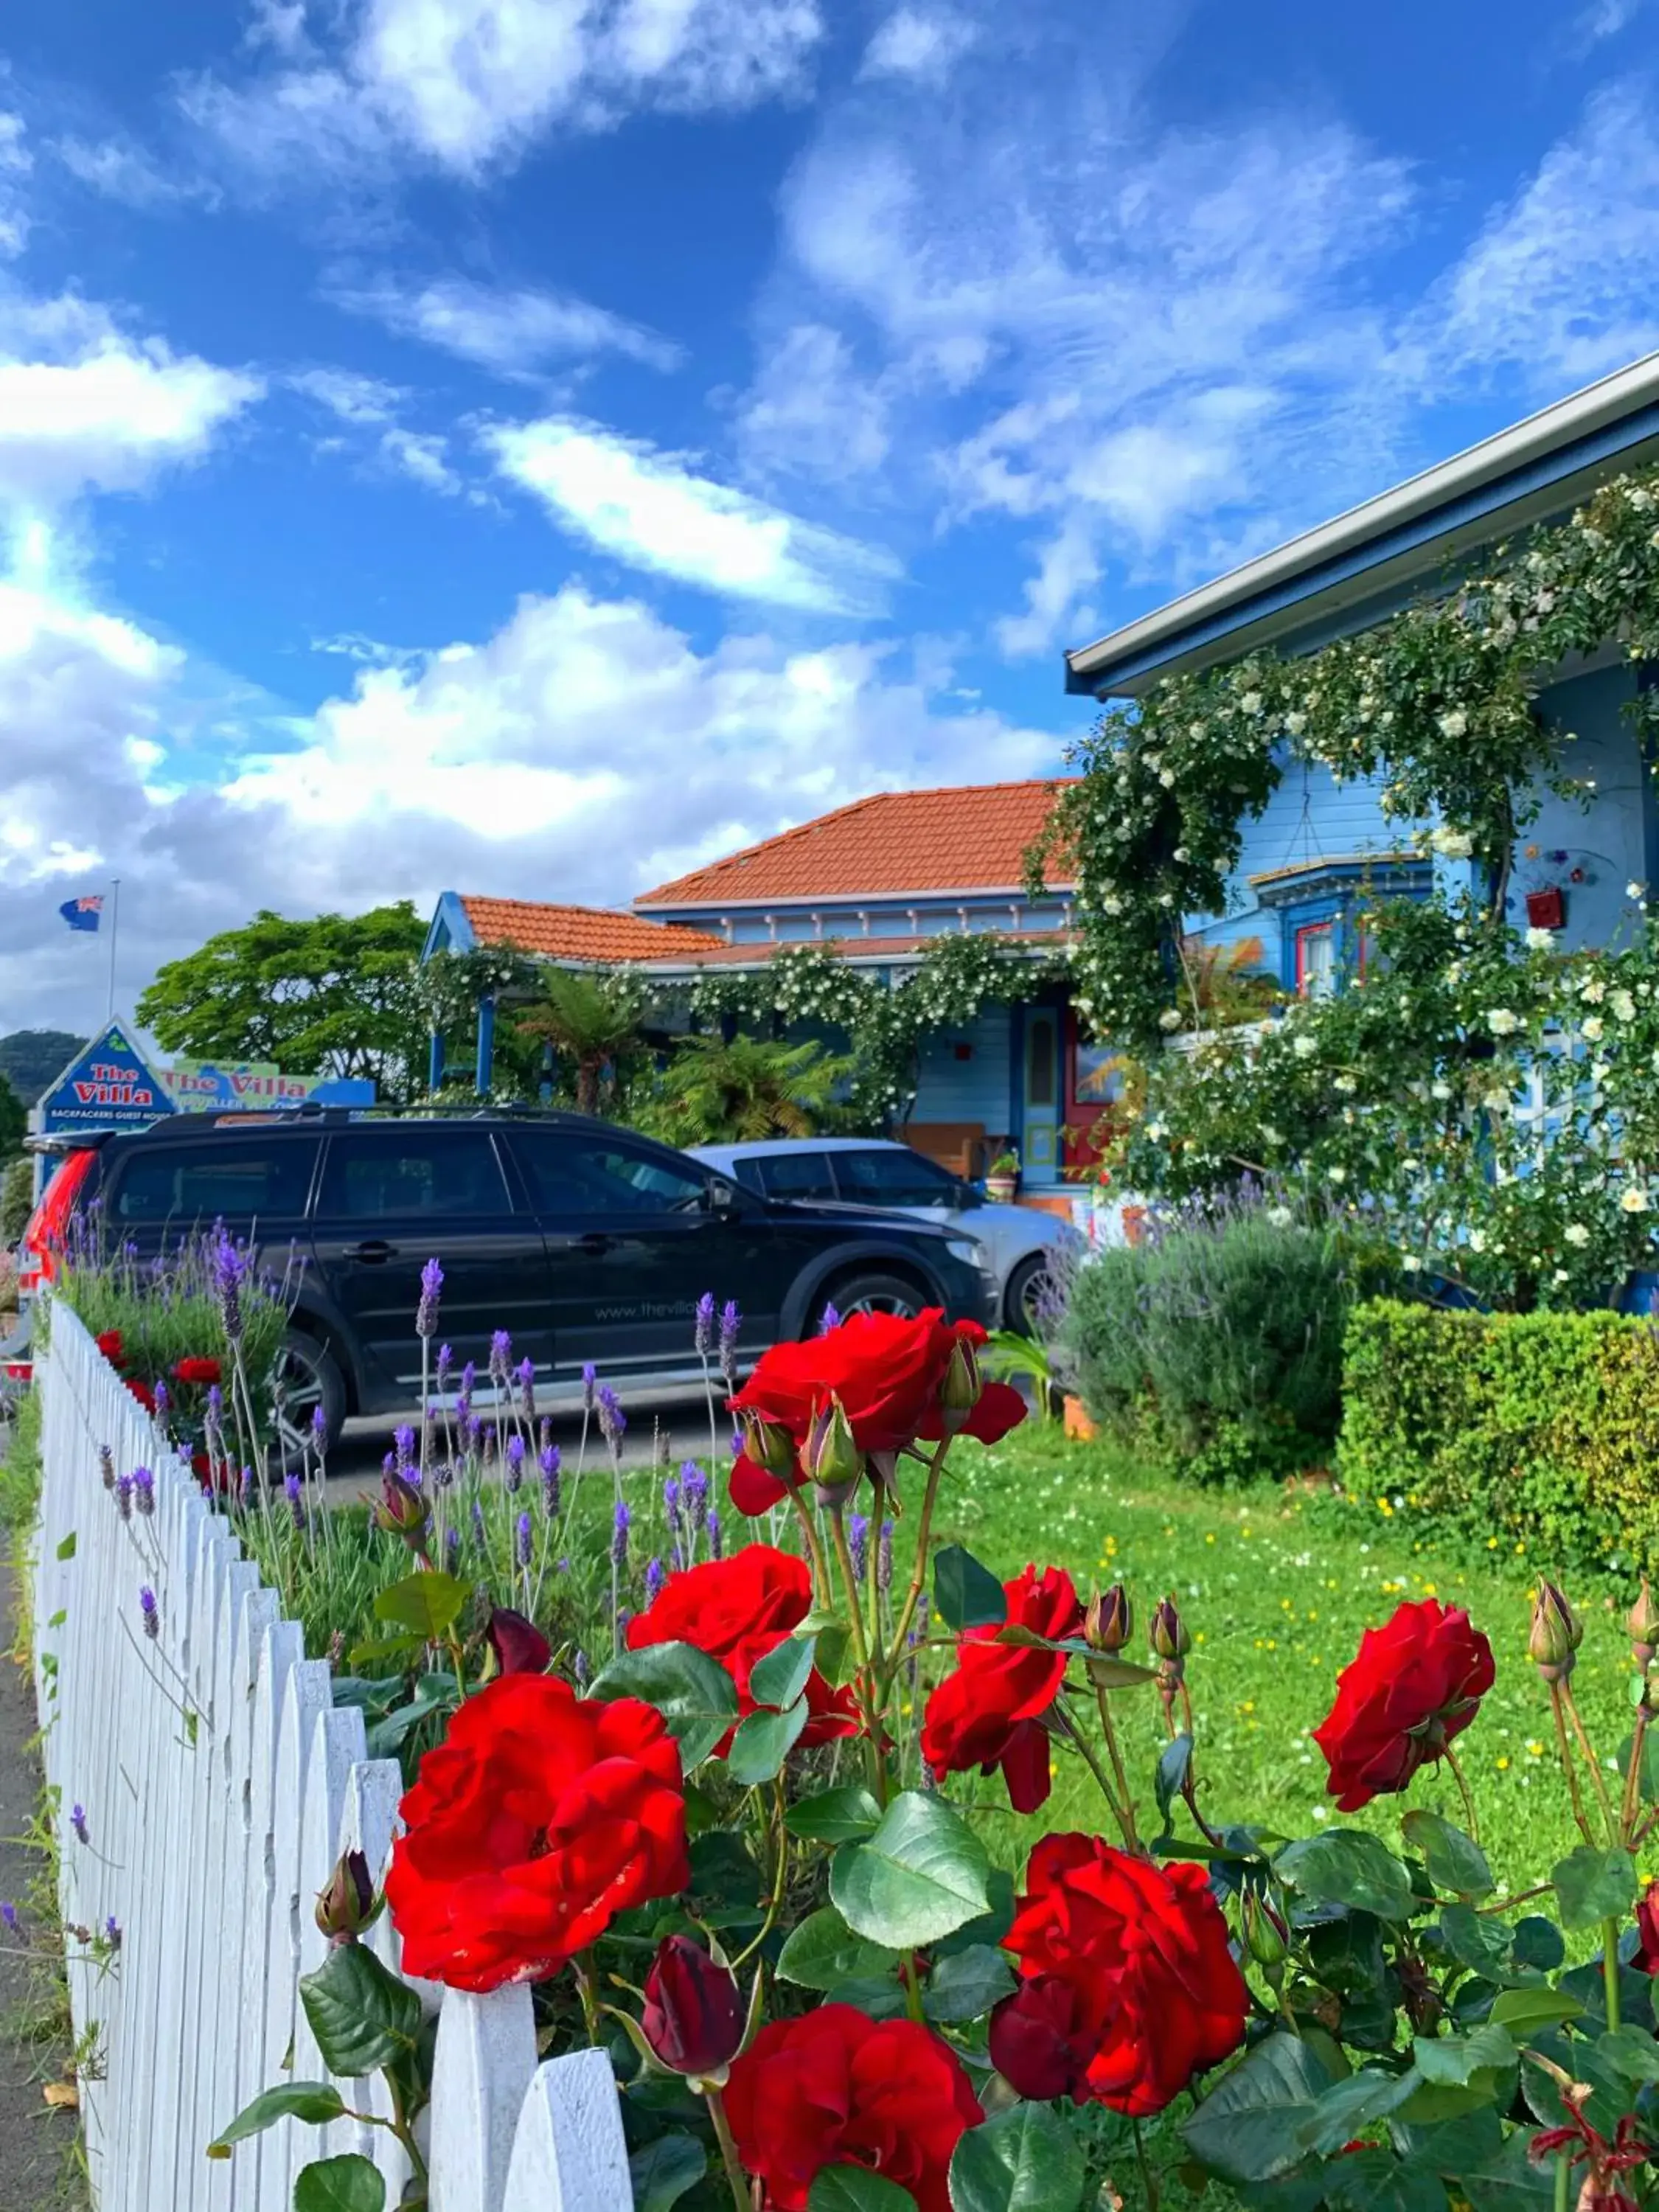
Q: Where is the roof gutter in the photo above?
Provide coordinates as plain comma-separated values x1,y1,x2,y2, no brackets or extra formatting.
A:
1065,349,1659,700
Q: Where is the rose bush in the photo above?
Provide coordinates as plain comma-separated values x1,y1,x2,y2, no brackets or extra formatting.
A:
209,1290,1659,2212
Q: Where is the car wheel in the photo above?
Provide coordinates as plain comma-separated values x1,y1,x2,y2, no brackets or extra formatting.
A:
820,1271,926,1324
271,1328,347,1458
1004,1253,1054,1336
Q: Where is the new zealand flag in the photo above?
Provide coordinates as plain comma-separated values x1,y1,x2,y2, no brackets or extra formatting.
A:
59,895,104,933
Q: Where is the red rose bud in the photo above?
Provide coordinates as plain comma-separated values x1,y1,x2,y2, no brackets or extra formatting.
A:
1085,1582,1133,1655
375,1470,430,1548
1241,1890,1290,1972
640,1935,745,2082
740,1411,796,1480
1630,1581,1659,1668
936,1336,984,1436
1150,1596,1191,1665
315,1849,378,1945
1637,1879,1659,1976
1528,1581,1580,1680
988,1973,1096,2103
805,1394,863,1503
484,1607,551,1679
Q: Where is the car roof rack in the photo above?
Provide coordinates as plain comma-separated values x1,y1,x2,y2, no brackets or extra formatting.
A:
120,1100,604,1136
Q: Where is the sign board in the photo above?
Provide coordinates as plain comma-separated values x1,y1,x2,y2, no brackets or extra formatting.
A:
37,1023,175,1135
161,1060,376,1113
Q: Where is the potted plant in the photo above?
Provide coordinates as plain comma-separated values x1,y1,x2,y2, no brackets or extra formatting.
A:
985,1147,1020,1203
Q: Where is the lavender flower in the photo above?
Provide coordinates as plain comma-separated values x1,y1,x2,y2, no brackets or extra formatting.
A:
0,1902,17,1935
539,1443,561,1515
515,1356,536,1417
471,1499,487,1550
489,1329,512,1380
239,1467,254,1506
71,1804,88,1846
444,1526,461,1574
644,1556,667,1606
98,1445,115,1491
506,1433,526,1492
694,1291,716,1357
616,1607,632,1638
310,1402,327,1450
516,1511,533,1569
104,1916,120,1951
539,1415,554,1453
393,1424,415,1470
381,1450,397,1479
139,1587,159,1639
211,1235,247,1345
597,1385,625,1446
133,1467,155,1518
573,1649,589,1687
285,1470,305,1531
416,1256,444,1339
460,1360,477,1400
819,1301,842,1335
706,1508,723,1559
611,1499,630,1568
718,1299,741,1382
849,1511,870,1585
582,1361,597,1412
153,1379,170,1418
877,1518,894,1593
481,1423,498,1467
115,1475,133,1523
465,1413,483,1453
683,1463,709,1534
436,1342,453,1387
663,1475,684,1564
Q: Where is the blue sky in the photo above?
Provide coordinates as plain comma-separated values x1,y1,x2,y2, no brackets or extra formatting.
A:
3,0,1659,1035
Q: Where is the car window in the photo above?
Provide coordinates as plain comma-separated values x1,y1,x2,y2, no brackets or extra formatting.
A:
834,1149,961,1208
108,1138,320,1226
729,1157,768,1195
317,1131,509,1220
511,1130,709,1214
754,1151,838,1202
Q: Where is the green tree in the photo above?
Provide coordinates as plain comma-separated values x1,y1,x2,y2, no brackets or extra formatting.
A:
512,970,648,1117
656,1033,854,1144
0,1029,85,1105
136,904,428,1101
0,1073,24,1162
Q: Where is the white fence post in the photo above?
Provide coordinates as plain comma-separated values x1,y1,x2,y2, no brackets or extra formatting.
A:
30,1301,635,2212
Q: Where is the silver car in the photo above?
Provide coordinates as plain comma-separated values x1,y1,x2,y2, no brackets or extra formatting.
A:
690,1136,1082,1332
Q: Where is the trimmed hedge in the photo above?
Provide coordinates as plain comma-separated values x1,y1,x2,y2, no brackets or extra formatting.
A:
1339,1298,1659,1571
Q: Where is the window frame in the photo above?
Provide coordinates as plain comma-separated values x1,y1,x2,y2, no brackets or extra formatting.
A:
315,1127,513,1222
105,1135,322,1227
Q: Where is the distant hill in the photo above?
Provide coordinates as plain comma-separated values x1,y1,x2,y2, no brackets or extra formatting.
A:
0,1029,86,1105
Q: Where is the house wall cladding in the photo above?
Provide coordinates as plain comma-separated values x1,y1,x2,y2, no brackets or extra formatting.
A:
910,1008,1016,1128
32,1303,631,2212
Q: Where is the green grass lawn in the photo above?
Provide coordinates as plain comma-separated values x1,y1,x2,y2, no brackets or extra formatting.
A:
937,1420,1641,1906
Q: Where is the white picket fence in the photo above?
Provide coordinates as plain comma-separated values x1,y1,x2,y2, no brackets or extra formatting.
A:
31,1301,633,2212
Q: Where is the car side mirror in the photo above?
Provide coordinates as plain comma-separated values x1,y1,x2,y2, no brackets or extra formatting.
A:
706,1176,742,1217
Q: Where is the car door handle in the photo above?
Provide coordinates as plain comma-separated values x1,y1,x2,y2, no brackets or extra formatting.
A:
572,1233,613,1257
344,1239,397,1264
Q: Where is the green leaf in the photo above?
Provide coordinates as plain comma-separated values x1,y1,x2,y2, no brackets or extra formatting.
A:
785,1785,883,1844
776,1905,901,1993
1324,2149,1449,2212
372,1570,465,1640
830,1790,991,1950
1182,2034,1332,2188
1155,1734,1193,1827
299,1943,422,2079
588,1643,740,1772
1295,2067,1422,2157
1512,1917,1565,1973
627,2132,708,2212
815,1623,852,1688
206,2082,346,2156
748,1635,816,1712
947,2101,1086,2212
933,1545,1006,1632
293,2154,386,2212
346,1632,427,1668
1276,1830,1416,1921
1458,2132,1559,2211
922,1944,1016,2024
725,1698,808,1785
1411,2024,1515,2088
1488,1986,1585,2034
1595,2023,1659,2084
55,1531,75,1560
1437,1905,1514,1980
807,2165,917,2211
1551,1845,1636,1930
1402,1811,1493,1900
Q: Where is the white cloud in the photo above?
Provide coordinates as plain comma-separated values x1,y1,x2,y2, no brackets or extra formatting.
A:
53,135,218,211
289,366,407,422
332,271,679,376
860,7,978,81
0,294,262,509
737,322,891,479
189,0,824,184
379,425,465,494
1574,0,1647,42
0,110,32,258
1427,85,1659,392
487,414,902,612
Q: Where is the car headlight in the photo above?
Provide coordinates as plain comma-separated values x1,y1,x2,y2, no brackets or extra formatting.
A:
947,1236,993,1273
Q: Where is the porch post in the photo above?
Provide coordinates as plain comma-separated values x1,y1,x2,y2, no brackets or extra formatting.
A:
428,1029,445,1093
475,995,496,1095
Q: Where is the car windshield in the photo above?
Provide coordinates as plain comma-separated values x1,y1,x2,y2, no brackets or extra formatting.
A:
834,1149,964,1208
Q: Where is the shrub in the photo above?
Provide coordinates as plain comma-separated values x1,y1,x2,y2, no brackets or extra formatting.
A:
0,1155,30,1248
1062,1203,1358,1481
1340,1296,1659,1571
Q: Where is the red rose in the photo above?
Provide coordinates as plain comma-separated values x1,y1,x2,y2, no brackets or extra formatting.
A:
988,1972,1097,2101
725,2003,982,2212
921,1564,1083,1812
1004,1833,1248,2117
95,1329,125,1366
1312,1599,1495,1812
173,1356,223,1385
640,1935,745,2079
626,1547,858,1753
1636,1880,1659,1975
385,1672,688,1992
727,1310,1026,1512
125,1378,156,1413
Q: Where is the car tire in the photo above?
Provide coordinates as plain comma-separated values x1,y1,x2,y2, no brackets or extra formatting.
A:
818,1270,927,1326
272,1327,347,1458
1003,1253,1054,1336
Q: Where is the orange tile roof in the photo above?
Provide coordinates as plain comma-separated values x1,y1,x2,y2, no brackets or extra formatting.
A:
634,779,1078,908
683,931,1074,967
460,898,727,964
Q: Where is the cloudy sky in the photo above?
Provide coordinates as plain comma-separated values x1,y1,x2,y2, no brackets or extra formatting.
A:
4,0,1659,1037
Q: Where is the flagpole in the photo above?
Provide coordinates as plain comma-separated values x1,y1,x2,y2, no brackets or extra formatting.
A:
107,878,119,1024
